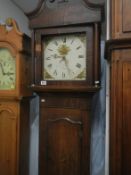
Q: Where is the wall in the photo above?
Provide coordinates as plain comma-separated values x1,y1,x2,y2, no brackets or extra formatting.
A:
11,0,39,13
0,0,31,36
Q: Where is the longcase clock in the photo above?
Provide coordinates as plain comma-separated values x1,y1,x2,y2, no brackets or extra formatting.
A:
106,0,131,174
0,18,32,175
27,0,104,175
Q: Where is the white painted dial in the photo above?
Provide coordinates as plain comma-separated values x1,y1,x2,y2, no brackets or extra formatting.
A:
0,48,16,90
43,33,86,80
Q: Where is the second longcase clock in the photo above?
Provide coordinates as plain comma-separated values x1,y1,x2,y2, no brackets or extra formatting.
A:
0,19,32,175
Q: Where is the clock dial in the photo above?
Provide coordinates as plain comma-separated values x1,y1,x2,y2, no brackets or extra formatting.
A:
43,33,86,80
0,48,16,90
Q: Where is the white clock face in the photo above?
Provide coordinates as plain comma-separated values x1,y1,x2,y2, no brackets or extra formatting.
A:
43,33,86,80
0,48,16,90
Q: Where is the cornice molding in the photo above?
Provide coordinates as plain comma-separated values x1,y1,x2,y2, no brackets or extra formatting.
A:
26,0,104,18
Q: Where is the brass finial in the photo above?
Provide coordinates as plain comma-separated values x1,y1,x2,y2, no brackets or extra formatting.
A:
5,18,13,27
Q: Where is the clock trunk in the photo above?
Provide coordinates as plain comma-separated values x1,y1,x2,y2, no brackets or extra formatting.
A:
39,92,91,175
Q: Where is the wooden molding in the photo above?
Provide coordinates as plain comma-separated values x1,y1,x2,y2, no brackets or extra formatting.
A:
26,0,104,29
105,38,131,60
30,84,100,93
26,0,104,18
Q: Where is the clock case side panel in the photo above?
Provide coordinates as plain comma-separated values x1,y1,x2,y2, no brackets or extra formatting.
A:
33,24,100,91
19,45,33,97
17,35,33,98
19,98,31,175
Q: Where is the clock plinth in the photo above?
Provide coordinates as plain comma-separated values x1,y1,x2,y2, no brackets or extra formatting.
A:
0,19,32,175
27,0,104,175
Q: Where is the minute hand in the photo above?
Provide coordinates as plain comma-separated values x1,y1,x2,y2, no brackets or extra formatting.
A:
62,56,71,73
52,54,63,59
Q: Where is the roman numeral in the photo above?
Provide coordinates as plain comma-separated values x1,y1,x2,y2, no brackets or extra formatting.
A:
62,72,65,78
76,46,81,50
53,70,57,75
76,63,82,68
48,48,53,51
78,55,84,58
9,77,13,80
48,64,52,68
62,36,66,43
46,57,51,60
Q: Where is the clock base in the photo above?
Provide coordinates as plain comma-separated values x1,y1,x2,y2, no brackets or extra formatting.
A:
0,98,31,175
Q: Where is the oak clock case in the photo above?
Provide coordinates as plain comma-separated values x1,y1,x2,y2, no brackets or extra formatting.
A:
0,19,32,175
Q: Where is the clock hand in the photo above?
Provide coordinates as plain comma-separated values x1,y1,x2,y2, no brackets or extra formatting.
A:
59,55,67,63
52,54,62,59
0,62,6,75
62,56,72,74
4,72,14,76
0,63,14,76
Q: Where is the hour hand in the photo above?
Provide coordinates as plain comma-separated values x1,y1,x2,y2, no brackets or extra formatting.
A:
52,54,62,59
5,72,14,76
0,62,5,75
62,57,71,73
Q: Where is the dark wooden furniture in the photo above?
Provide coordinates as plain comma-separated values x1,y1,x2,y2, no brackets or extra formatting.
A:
111,0,131,39
106,39,131,175
27,0,104,175
0,19,32,175
107,1,131,173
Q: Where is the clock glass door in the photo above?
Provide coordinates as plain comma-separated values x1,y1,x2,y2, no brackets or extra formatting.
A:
43,33,87,81
0,48,16,90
